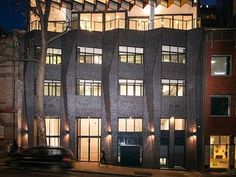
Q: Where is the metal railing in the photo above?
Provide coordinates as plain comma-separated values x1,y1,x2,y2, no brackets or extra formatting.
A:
30,17,201,32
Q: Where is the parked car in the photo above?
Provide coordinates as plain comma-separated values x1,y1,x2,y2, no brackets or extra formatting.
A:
6,146,75,170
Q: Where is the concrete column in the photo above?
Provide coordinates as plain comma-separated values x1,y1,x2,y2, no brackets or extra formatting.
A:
149,2,155,30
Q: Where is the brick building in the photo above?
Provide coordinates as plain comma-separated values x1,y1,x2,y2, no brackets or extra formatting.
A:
204,29,236,169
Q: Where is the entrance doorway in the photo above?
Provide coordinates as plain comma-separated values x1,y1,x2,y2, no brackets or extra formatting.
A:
120,145,140,166
118,136,142,166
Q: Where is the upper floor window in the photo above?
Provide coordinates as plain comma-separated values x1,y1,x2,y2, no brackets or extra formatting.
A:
118,117,142,132
211,95,230,117
160,118,185,130
45,116,60,146
162,45,186,64
162,79,185,96
119,79,143,96
77,47,102,64
119,46,143,64
77,79,101,96
44,80,61,96
211,56,231,76
46,48,62,65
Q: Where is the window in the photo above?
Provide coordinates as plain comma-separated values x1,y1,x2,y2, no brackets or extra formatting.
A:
118,117,142,132
44,80,61,96
77,79,102,96
175,119,185,130
77,117,101,161
77,47,102,64
211,95,230,116
45,116,60,146
160,119,169,130
45,48,61,65
211,56,231,76
162,45,186,63
162,79,185,96
119,46,143,64
119,79,143,96
210,135,229,169
105,12,125,31
80,13,103,32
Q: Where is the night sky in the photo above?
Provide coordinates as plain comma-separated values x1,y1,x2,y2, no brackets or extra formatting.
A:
0,0,27,32
0,0,216,33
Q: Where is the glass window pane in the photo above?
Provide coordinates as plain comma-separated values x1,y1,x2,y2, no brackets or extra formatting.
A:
211,96,230,116
81,119,89,136
211,56,231,76
135,119,142,132
80,138,89,161
210,136,220,144
118,119,126,131
175,119,185,130
161,119,169,130
162,85,169,95
170,85,177,96
127,85,134,96
127,118,134,132
90,119,99,136
220,136,229,144
90,138,99,161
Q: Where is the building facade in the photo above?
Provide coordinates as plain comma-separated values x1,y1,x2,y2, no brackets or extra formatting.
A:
0,33,24,157
24,27,204,169
204,29,236,169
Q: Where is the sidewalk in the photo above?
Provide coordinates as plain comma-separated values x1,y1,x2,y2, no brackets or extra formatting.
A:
1,158,234,177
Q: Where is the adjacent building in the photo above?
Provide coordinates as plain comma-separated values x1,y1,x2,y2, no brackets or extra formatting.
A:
204,29,236,169
0,31,24,157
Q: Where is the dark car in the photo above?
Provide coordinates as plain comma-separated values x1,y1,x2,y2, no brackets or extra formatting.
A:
6,146,75,170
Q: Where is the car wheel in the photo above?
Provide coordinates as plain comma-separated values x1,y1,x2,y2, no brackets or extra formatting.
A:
50,164,60,172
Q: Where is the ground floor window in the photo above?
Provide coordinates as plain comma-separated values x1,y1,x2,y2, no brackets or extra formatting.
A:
210,136,229,169
77,117,101,161
45,116,60,146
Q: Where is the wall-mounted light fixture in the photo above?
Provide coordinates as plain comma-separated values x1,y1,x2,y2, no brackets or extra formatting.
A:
65,130,70,135
107,130,112,135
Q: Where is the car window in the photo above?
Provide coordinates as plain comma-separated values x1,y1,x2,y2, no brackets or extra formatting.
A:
23,148,47,156
48,148,62,155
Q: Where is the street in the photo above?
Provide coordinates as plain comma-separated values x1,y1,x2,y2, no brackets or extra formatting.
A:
0,165,234,177
0,167,131,177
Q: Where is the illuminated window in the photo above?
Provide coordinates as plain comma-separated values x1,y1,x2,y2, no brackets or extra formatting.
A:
162,79,185,96
175,119,185,130
77,47,102,64
119,46,143,64
162,45,186,63
210,136,229,169
77,79,101,96
160,119,169,130
45,116,60,146
44,80,61,96
77,117,101,161
119,79,143,96
80,13,103,32
211,56,231,76
105,12,125,31
118,117,142,132
45,48,61,65
211,95,230,116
